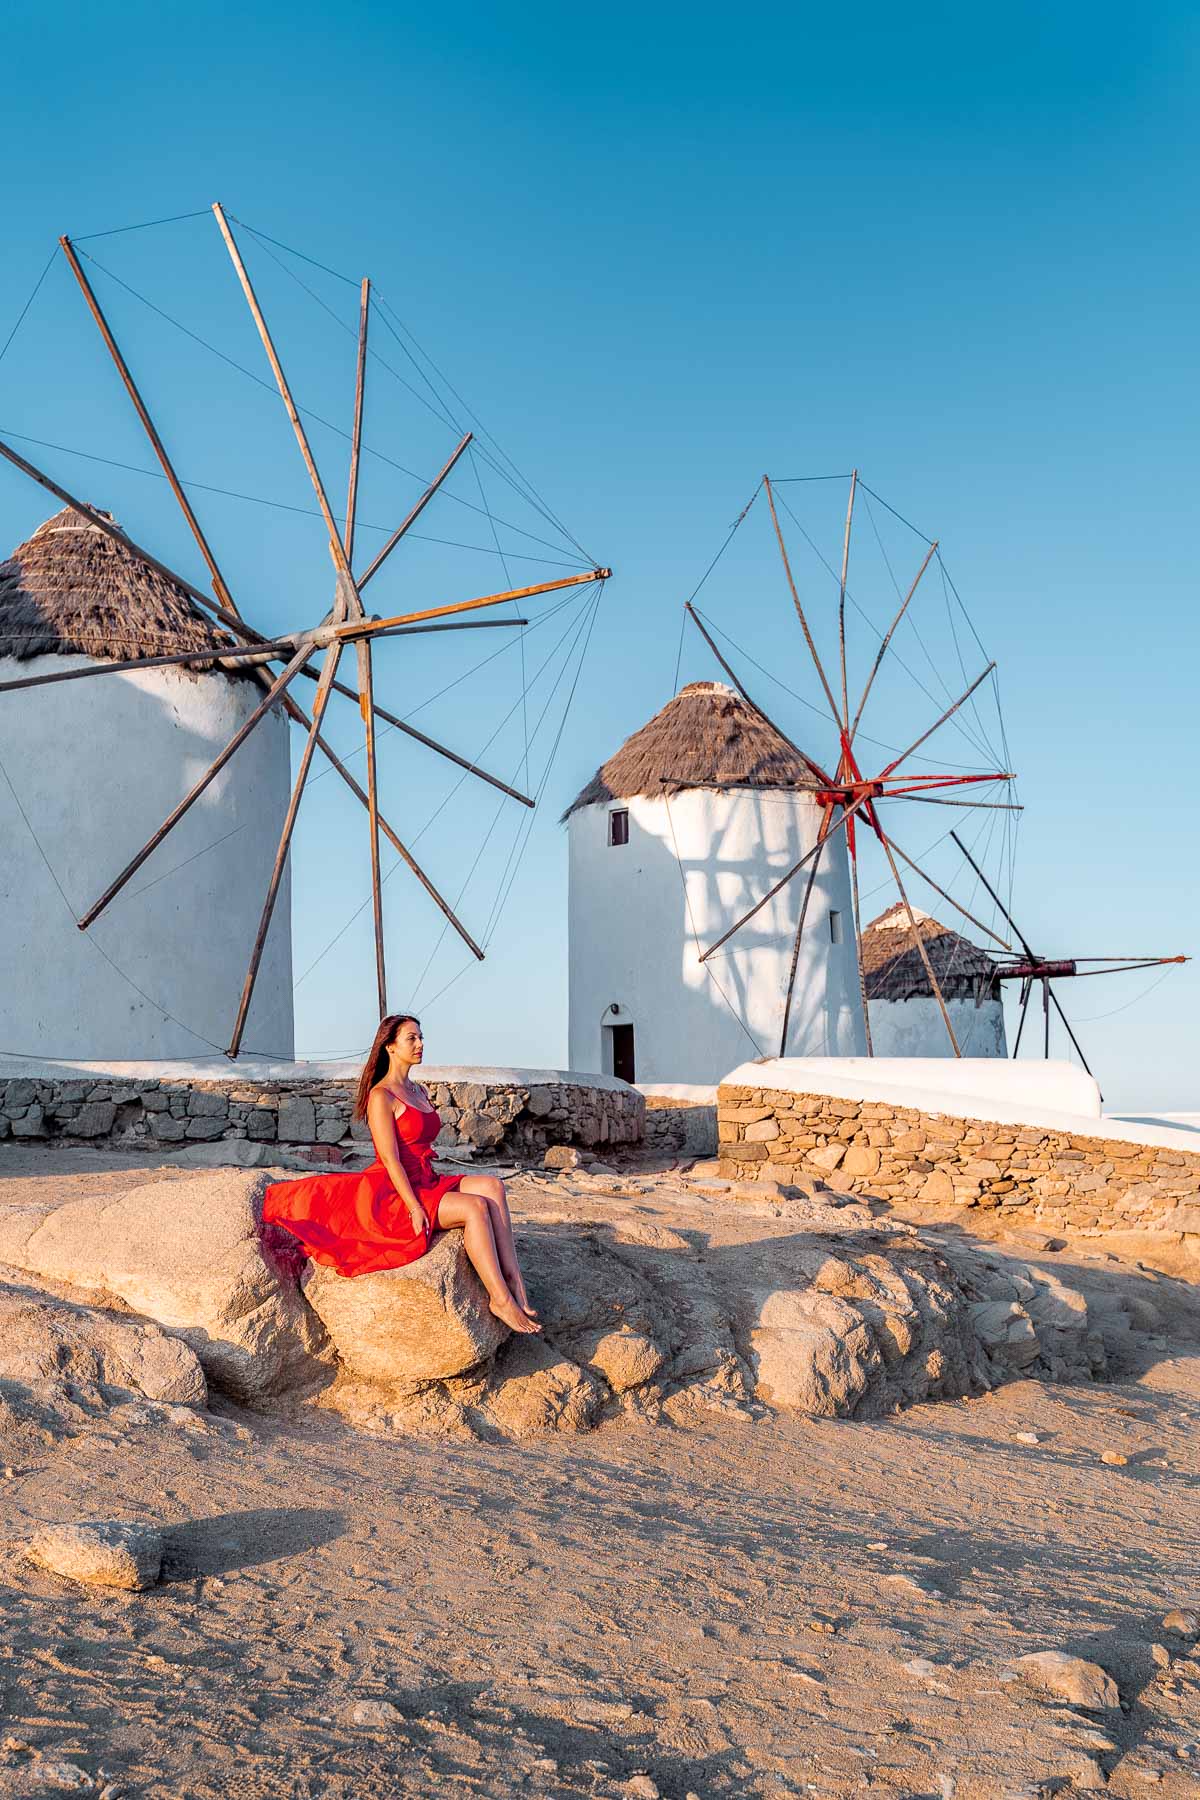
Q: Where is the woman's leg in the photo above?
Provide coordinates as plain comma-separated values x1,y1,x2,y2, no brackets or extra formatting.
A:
436,1190,539,1334
457,1176,536,1315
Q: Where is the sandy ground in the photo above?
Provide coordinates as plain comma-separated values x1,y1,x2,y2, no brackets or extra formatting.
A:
0,1144,1198,1799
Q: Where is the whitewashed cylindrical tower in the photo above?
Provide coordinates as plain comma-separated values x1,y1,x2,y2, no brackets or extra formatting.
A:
860,903,1007,1058
565,681,866,1085
0,508,294,1059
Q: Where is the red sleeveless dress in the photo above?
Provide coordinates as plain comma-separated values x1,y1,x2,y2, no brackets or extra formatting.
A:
261,1102,465,1278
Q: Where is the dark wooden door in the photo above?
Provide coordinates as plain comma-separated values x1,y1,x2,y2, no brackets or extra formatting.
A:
611,1023,636,1084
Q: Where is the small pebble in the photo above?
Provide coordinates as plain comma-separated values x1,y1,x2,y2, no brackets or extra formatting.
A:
1151,1643,1171,1669
1014,1431,1041,1445
1163,1607,1199,1636
1101,1451,1129,1466
34,1765,93,1793
348,1699,404,1727
625,1779,659,1800
883,1572,940,1601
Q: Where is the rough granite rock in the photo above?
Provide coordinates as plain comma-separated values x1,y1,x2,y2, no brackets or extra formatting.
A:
302,1229,508,1386
1011,1650,1120,1710
484,1336,605,1437
517,1226,673,1395
729,1234,994,1418
0,1172,325,1402
27,1519,164,1591
0,1277,207,1408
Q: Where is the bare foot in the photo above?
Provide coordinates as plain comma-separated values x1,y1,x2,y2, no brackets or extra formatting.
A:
490,1294,541,1334
510,1282,540,1320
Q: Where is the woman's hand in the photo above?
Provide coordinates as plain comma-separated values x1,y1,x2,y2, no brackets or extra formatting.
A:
407,1202,429,1239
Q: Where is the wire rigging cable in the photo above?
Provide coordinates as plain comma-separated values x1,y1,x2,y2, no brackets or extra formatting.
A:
225,213,594,562
75,247,583,564
0,425,580,569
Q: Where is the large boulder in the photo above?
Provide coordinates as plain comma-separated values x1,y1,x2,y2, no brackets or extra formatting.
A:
0,1275,206,1408
302,1229,508,1387
731,1237,992,1418
0,1172,325,1402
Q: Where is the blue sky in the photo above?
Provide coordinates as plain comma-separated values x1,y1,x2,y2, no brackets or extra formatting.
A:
0,0,1196,1106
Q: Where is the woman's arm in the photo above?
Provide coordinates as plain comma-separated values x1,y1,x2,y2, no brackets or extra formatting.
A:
366,1090,428,1235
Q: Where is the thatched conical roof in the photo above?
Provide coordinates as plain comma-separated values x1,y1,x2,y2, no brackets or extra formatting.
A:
564,681,822,818
860,902,998,1002
0,507,238,667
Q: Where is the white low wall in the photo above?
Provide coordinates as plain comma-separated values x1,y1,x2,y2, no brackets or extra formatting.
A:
0,1057,631,1094
721,1056,1200,1157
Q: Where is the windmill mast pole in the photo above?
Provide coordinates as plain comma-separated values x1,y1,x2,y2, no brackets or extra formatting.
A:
836,469,857,735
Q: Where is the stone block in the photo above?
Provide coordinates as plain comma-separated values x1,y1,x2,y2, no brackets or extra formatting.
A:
744,1119,780,1143
141,1089,170,1112
184,1090,228,1118
841,1146,880,1178
12,1107,48,1139
64,1101,116,1138
316,1120,346,1144
186,1117,228,1141
277,1096,317,1143
244,1109,276,1141
460,1110,504,1150
28,1521,164,1592
527,1088,554,1118
150,1114,187,1142
544,1145,583,1171
807,1143,846,1174
918,1170,954,1203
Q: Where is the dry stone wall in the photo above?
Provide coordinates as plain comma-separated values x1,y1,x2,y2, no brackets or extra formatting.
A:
642,1096,717,1158
0,1072,643,1162
716,1082,1200,1258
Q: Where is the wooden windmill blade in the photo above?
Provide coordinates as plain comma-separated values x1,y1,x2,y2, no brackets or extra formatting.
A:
1,208,609,1058
950,829,1189,1072
54,236,530,899
778,816,831,1056
58,240,538,808
680,473,1024,1060
343,276,387,1017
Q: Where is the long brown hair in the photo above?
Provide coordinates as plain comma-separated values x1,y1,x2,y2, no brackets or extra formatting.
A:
353,1013,420,1121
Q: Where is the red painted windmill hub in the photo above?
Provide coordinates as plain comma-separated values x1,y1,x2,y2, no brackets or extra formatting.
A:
683,468,1023,1059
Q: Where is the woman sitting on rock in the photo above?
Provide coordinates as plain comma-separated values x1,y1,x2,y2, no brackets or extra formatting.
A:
263,1014,539,1334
